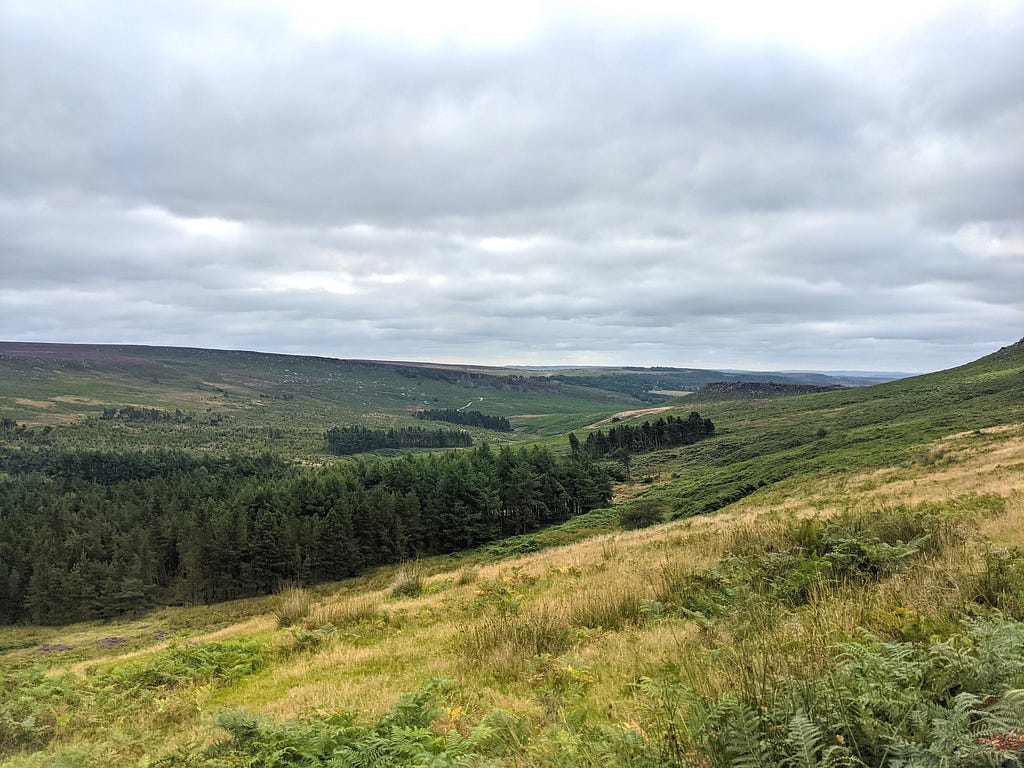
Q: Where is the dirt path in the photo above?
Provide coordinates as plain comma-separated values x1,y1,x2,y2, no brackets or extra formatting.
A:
584,406,674,429
457,397,484,412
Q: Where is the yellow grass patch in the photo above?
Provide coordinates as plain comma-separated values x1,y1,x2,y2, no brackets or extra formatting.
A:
14,397,55,408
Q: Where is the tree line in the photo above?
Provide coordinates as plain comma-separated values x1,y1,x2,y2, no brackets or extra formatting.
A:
569,411,715,459
415,409,512,432
0,444,611,624
100,406,194,423
324,425,473,455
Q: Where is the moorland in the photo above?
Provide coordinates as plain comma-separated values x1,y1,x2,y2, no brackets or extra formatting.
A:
1,338,1023,767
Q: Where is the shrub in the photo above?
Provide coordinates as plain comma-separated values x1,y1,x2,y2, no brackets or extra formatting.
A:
0,666,84,753
629,618,1024,768
157,680,458,767
618,499,665,530
291,624,336,653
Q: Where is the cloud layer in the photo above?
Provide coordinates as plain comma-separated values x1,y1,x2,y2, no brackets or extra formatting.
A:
2,0,1022,371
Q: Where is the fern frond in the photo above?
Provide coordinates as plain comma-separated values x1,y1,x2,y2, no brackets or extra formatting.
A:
784,713,824,768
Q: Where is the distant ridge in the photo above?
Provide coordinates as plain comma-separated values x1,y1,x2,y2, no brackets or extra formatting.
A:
684,381,847,402
0,341,902,387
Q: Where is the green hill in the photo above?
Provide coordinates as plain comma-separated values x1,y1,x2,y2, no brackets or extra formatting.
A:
1,338,1023,767
0,342,639,455
598,337,1024,518
0,342,893,454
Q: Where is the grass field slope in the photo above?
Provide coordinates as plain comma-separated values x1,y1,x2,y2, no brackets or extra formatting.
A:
0,342,639,454
0,342,890,455
1,339,1023,767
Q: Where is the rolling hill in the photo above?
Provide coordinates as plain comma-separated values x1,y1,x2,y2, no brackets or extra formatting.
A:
0,342,891,451
1,338,1023,767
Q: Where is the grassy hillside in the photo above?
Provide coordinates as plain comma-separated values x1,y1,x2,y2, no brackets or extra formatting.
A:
1,341,1023,766
587,340,1024,519
0,343,637,456
0,343,892,457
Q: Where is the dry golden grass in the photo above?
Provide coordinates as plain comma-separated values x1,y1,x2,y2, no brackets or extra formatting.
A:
275,587,314,627
307,594,382,628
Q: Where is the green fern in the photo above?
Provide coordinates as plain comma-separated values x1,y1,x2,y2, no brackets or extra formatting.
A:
784,713,824,768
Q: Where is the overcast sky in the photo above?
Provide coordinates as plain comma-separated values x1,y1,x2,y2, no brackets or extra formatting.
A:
1,1,1021,372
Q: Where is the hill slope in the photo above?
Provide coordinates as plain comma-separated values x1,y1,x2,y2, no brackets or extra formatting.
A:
1,340,1023,767
0,342,893,451
596,339,1024,516
0,342,640,454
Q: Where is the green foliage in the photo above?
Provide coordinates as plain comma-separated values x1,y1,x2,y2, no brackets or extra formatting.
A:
0,665,83,753
290,624,337,654
0,443,611,624
659,499,976,616
142,618,1024,767
579,411,715,459
628,618,1024,768
416,408,513,432
974,547,1024,619
0,639,268,759
618,499,666,530
157,679,471,767
324,424,473,454
95,639,267,691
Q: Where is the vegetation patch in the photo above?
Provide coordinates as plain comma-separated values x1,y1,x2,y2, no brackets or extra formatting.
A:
324,424,473,454
415,408,512,432
627,618,1024,768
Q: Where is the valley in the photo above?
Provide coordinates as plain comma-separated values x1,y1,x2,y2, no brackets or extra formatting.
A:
1,339,1023,766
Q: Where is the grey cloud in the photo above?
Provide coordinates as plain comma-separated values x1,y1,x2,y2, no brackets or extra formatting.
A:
1,1,1022,372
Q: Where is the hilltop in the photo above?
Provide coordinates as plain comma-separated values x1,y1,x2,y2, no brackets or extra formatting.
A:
1,339,1023,766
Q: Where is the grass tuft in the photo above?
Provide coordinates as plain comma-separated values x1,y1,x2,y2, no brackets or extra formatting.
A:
390,564,424,598
274,587,313,628
308,595,382,628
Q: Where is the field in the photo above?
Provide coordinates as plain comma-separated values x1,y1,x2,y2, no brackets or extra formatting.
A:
1,340,1023,766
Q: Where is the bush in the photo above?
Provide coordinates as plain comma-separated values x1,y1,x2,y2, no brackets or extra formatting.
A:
96,639,266,691
629,618,1024,768
156,679,458,767
291,625,336,653
0,666,84,752
618,500,665,530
